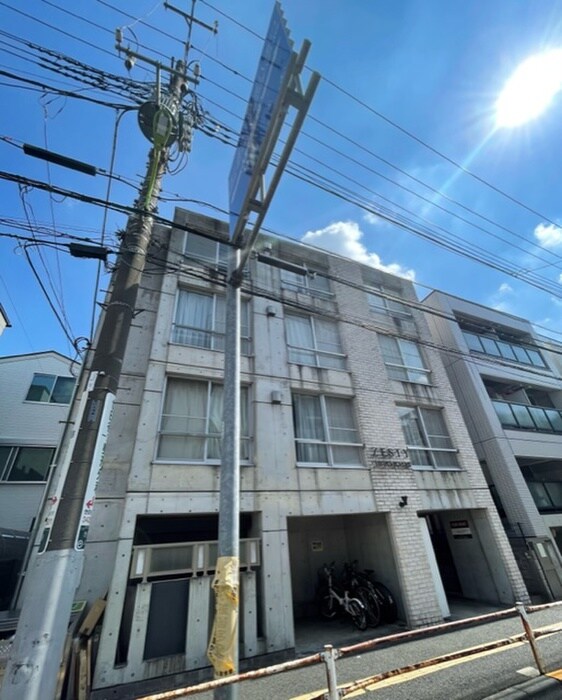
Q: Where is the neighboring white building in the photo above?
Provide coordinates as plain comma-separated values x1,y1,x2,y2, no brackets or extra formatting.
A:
0,304,10,338
74,210,527,699
423,292,562,601
0,351,76,610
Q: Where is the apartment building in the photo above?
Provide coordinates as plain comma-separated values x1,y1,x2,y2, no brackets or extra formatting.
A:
0,351,75,611
423,292,562,601
75,210,527,698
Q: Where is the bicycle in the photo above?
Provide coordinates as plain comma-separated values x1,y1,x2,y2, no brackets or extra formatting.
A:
341,561,381,628
317,562,368,630
347,560,398,623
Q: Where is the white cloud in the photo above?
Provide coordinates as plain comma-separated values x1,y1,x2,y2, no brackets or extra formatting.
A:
488,282,515,312
558,273,562,284
302,220,415,279
363,212,380,225
490,300,513,313
534,222,562,248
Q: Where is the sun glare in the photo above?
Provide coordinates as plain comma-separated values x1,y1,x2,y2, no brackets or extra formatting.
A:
496,49,562,127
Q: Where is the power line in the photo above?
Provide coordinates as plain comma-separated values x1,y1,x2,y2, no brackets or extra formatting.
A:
0,68,131,108
192,0,562,231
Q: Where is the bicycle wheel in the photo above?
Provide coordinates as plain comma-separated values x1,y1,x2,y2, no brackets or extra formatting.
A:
356,586,381,628
319,593,337,619
373,582,397,623
346,598,367,630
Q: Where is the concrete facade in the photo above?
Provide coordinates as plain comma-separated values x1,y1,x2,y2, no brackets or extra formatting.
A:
0,351,75,610
75,211,528,698
423,291,562,600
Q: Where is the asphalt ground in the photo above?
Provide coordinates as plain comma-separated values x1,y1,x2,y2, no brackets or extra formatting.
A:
189,606,562,700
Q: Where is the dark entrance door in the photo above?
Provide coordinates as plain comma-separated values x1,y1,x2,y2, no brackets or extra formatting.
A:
426,514,462,596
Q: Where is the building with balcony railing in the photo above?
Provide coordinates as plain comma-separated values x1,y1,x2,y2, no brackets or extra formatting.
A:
68,211,527,699
423,291,562,601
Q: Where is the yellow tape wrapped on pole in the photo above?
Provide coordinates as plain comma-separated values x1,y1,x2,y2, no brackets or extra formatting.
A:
207,556,239,676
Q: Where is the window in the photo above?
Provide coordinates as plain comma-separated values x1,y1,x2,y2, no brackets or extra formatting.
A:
398,407,459,469
292,394,362,466
25,373,75,404
527,482,562,510
367,287,411,318
183,232,228,268
379,335,430,384
172,290,251,354
285,314,346,369
0,446,55,482
461,330,546,368
157,379,250,462
281,269,332,297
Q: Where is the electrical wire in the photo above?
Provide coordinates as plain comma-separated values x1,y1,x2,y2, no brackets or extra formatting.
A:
193,0,562,230
89,107,134,343
22,243,76,349
4,4,562,354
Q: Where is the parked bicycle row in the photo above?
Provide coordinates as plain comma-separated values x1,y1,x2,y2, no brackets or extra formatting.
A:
316,560,398,631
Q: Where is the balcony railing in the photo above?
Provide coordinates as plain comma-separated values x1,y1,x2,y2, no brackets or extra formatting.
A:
463,331,546,368
492,399,562,434
130,538,261,582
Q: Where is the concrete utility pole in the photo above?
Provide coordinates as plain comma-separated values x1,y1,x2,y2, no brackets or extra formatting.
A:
0,14,210,698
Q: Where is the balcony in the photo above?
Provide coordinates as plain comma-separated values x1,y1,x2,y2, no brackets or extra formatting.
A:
492,399,562,434
462,330,546,368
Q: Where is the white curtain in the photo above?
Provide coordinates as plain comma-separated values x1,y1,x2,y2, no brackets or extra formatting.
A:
207,384,223,459
293,394,326,462
286,315,315,365
159,379,207,459
159,380,249,462
175,291,213,347
325,397,360,464
315,319,345,369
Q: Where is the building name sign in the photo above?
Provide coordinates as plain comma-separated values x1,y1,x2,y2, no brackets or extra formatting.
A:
369,447,411,468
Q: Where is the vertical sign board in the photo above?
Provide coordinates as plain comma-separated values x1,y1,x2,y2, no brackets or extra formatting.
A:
228,1,293,242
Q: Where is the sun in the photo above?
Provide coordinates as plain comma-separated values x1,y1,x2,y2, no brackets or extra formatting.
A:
496,49,562,128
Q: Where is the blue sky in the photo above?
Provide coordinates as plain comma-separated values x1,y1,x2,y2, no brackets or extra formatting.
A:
2,0,562,360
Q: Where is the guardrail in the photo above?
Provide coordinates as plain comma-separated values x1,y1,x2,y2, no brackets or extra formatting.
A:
137,600,562,700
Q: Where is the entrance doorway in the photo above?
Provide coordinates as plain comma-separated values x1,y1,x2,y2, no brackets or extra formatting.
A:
425,514,462,596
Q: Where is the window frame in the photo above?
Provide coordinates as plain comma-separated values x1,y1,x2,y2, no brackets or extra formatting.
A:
156,377,251,464
379,335,431,384
367,286,411,319
461,330,546,368
25,373,75,404
171,288,251,355
285,313,346,370
398,406,460,470
292,393,363,467
183,231,228,268
280,269,333,298
0,445,55,482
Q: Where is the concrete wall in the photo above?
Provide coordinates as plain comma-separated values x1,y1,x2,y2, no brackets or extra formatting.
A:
79,211,529,697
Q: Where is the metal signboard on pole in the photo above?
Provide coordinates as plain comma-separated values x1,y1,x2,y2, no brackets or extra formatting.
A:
227,1,319,276
228,1,293,243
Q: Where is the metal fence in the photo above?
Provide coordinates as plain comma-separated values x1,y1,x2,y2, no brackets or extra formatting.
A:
136,600,562,700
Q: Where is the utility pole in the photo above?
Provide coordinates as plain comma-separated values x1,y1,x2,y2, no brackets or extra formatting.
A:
1,7,214,698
